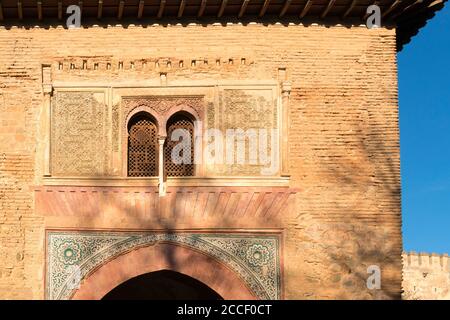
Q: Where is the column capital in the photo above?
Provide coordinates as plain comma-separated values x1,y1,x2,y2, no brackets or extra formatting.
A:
281,81,292,97
43,84,53,95
158,136,167,144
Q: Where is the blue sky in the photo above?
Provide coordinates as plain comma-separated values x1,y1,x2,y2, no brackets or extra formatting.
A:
399,4,450,254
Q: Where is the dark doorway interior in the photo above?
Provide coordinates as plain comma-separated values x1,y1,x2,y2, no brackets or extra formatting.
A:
102,270,223,300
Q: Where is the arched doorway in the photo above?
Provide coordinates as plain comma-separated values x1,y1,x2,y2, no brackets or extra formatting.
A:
102,270,223,300
71,242,259,300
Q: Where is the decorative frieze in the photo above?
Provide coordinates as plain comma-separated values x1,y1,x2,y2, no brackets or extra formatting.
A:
52,57,253,73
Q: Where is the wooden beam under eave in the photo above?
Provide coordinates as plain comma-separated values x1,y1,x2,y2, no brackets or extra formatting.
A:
178,0,186,18
300,0,313,19
342,0,357,19
390,0,421,19
238,0,249,18
0,2,3,21
320,0,336,19
259,0,270,17
382,0,401,18
17,1,23,20
58,1,63,20
218,0,227,18
138,0,144,19
118,0,125,20
198,0,207,17
97,0,103,19
157,0,166,19
279,0,291,17
429,0,444,8
37,1,43,20
396,0,444,22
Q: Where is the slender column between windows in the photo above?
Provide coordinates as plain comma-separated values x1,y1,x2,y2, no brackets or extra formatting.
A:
158,137,167,196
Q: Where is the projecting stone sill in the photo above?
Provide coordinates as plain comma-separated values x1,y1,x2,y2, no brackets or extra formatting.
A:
40,176,291,187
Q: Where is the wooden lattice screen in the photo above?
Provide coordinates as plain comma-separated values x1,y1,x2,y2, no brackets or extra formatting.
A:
164,114,195,177
127,114,158,177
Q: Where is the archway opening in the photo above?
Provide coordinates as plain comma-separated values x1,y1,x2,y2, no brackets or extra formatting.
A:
101,270,223,300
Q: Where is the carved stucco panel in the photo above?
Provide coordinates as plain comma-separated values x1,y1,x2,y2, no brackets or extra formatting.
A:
207,89,279,176
51,91,107,176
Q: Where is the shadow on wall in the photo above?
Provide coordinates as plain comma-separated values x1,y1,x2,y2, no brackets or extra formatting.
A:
292,58,402,299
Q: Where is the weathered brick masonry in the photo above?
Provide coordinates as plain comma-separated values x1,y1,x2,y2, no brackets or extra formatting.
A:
0,23,402,299
403,252,450,300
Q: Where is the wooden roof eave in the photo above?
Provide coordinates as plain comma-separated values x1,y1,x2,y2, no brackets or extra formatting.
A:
0,0,446,51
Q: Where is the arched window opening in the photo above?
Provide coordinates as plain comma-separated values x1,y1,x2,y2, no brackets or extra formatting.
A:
164,113,195,177
128,112,158,177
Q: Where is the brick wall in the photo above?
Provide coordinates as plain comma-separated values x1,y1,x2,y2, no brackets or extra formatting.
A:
403,252,450,299
0,23,402,299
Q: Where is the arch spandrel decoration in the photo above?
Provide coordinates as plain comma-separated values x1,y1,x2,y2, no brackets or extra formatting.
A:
46,231,282,300
122,95,204,136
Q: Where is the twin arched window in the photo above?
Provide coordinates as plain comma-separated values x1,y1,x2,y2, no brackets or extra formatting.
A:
127,112,195,177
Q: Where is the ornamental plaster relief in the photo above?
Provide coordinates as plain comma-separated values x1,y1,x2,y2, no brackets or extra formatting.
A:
46,230,282,300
